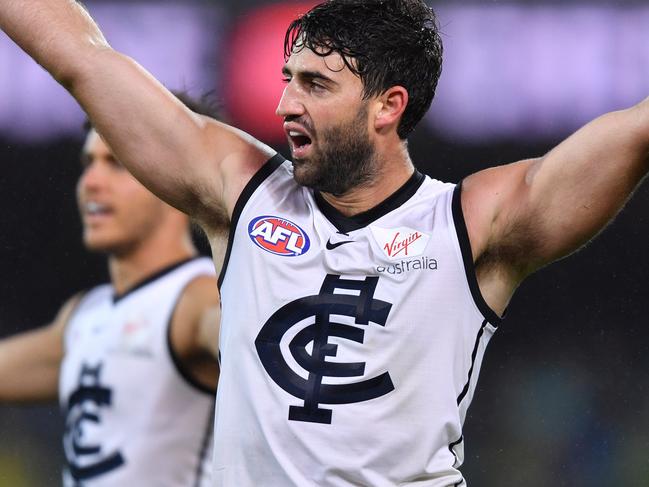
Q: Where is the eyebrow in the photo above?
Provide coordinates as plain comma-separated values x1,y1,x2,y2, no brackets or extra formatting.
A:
282,66,337,85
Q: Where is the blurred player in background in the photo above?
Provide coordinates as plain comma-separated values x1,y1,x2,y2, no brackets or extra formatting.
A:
0,93,225,486
2,0,649,485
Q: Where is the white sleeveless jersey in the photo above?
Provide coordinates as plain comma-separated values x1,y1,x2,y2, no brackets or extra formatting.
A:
59,257,216,487
215,156,502,486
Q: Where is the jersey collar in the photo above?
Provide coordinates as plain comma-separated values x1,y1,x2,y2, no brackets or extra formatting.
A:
112,256,199,304
314,170,425,234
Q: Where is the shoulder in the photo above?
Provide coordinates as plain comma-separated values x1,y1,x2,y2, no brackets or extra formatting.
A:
48,291,89,350
53,291,87,330
223,153,289,211
202,119,277,226
169,274,220,358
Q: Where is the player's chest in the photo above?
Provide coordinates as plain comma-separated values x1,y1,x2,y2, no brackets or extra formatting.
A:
65,302,164,363
244,212,449,279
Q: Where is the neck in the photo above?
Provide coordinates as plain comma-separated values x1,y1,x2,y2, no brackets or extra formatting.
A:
108,232,196,296
320,142,415,216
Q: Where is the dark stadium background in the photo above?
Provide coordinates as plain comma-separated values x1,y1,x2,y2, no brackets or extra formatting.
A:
1,1,648,485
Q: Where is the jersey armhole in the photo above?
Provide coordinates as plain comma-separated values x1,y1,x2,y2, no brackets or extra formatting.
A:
451,182,503,328
166,276,219,396
217,153,286,289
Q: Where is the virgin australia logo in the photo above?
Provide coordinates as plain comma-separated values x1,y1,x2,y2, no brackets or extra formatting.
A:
255,274,394,424
370,226,430,260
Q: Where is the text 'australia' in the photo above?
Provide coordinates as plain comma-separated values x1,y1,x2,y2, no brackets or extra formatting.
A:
376,257,438,275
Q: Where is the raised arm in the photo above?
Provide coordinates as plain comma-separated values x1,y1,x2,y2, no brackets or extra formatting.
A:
0,295,81,403
0,1,273,230
463,97,649,315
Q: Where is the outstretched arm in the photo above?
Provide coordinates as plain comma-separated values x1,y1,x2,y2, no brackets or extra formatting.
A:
0,295,81,403
0,1,273,231
463,97,649,315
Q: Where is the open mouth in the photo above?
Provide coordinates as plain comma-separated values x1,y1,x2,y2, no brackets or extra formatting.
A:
84,201,113,218
289,131,312,151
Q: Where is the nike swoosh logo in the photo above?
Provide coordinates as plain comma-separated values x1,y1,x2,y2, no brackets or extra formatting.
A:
326,239,353,250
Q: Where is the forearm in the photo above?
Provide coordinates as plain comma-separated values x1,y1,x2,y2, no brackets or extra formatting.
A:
1,1,170,190
2,1,212,212
1,0,269,220
1,0,109,86
0,329,62,403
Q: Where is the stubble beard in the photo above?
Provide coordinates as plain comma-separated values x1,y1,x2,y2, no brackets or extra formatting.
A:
292,106,378,196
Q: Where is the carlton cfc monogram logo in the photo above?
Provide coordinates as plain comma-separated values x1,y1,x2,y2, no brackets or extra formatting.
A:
248,215,311,256
63,363,125,482
255,275,394,424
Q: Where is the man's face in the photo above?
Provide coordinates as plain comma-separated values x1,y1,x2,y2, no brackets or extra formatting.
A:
76,130,167,255
277,47,378,195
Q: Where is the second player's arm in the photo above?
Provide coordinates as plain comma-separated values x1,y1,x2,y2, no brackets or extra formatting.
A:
0,1,273,230
0,295,81,403
170,276,221,391
463,97,649,313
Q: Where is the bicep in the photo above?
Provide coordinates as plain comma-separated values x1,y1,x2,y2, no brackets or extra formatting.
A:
471,103,649,278
70,50,273,222
515,105,649,266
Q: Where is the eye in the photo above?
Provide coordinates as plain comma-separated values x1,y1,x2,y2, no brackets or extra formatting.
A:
310,81,326,93
80,154,92,169
110,159,127,171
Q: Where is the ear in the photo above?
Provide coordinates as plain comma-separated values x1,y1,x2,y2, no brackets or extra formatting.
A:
373,86,408,133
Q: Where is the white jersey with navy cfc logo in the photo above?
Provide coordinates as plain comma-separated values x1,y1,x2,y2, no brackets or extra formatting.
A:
215,155,502,486
59,257,216,487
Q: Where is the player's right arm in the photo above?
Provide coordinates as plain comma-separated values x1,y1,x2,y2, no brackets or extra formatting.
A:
0,1,274,232
0,295,81,403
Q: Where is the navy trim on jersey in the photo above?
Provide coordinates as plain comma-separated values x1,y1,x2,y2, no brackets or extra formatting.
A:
192,403,215,487
451,182,503,326
314,170,426,234
66,451,126,481
457,319,488,406
448,435,464,469
166,288,217,396
217,153,286,289
112,256,200,304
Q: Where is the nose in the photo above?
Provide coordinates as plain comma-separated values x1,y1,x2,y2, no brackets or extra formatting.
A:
276,82,305,119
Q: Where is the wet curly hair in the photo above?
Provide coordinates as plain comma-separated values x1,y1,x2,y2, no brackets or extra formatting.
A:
284,0,443,139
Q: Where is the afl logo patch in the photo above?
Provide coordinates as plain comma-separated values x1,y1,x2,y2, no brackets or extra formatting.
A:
248,216,310,257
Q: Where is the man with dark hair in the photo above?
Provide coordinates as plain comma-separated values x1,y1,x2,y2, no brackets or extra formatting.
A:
1,0,648,485
0,94,226,486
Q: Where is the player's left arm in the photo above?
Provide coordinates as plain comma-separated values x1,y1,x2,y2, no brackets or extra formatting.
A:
169,275,221,391
462,97,649,312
